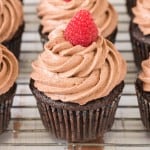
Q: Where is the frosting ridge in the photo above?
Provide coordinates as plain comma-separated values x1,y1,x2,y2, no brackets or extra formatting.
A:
0,44,18,95
132,0,150,35
37,0,118,38
0,0,23,42
31,25,126,105
139,58,150,91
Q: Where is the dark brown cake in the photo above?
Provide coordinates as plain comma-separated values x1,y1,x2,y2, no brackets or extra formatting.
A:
135,79,150,130
0,84,17,133
2,23,25,59
126,0,136,16
30,79,124,142
130,22,150,69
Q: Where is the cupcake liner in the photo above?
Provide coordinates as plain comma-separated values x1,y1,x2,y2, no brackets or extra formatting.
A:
30,79,124,142
2,23,25,60
135,79,150,130
0,84,17,133
39,25,118,46
130,22,150,69
126,0,136,16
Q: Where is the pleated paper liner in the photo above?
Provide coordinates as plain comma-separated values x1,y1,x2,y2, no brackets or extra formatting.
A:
135,79,150,130
30,79,124,142
130,22,150,69
0,84,17,133
2,23,25,60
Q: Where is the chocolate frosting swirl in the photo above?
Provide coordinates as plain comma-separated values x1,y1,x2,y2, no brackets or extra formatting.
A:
0,0,23,42
139,58,150,91
31,25,126,105
0,44,18,95
132,0,150,35
37,0,118,38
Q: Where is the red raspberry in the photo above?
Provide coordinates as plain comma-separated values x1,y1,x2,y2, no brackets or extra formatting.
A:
64,10,98,47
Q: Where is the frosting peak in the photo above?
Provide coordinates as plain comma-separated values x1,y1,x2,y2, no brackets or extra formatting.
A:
139,58,150,91
37,0,118,38
0,45,18,95
132,0,150,35
31,25,126,105
0,0,23,42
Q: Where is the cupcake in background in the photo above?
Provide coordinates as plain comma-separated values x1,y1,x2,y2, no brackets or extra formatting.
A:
130,0,150,69
0,0,24,59
126,0,136,16
30,10,127,142
135,58,150,130
0,44,19,133
37,0,118,45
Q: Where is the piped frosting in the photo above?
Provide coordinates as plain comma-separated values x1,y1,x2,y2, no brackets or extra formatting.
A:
0,44,18,95
139,58,150,91
132,0,150,35
0,0,23,42
37,0,118,38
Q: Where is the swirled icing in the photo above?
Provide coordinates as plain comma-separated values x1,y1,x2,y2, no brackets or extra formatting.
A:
31,25,127,105
0,44,18,95
37,0,118,38
139,58,150,91
0,0,23,42
132,0,150,35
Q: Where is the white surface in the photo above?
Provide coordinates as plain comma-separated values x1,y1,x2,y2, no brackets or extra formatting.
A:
1,0,150,149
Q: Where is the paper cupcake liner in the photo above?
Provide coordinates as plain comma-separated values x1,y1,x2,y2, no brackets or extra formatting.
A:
0,84,17,133
39,25,118,46
130,22,150,69
135,79,150,130
30,79,124,142
2,23,25,60
126,0,136,16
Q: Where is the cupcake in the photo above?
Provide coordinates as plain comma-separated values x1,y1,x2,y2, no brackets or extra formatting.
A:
0,44,19,133
0,0,24,59
37,0,118,45
135,58,150,130
126,0,136,16
30,10,127,142
130,0,150,68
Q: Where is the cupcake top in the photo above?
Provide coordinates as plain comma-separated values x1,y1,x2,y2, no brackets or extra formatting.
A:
139,58,150,91
0,0,23,42
0,44,18,95
37,0,118,38
132,0,150,35
31,10,126,105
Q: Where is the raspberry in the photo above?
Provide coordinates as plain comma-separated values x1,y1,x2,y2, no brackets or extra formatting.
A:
64,10,98,47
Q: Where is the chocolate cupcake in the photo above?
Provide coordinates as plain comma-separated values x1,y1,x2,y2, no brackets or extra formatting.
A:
126,0,136,16
0,0,24,59
135,58,150,130
30,10,127,142
130,0,150,69
0,44,19,133
37,0,118,45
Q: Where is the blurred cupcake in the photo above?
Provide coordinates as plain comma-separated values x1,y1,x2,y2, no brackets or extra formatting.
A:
0,44,19,133
0,0,24,59
37,0,118,45
135,58,150,130
126,0,136,16
30,10,126,142
130,0,150,68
